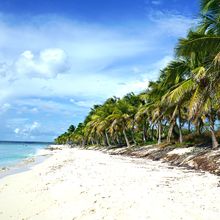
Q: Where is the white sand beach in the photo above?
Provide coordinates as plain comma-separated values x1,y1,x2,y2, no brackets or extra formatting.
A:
0,147,220,220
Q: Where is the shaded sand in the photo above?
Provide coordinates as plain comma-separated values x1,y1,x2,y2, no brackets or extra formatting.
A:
0,148,220,220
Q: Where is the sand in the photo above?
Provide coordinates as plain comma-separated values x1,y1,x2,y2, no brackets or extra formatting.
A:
0,147,220,220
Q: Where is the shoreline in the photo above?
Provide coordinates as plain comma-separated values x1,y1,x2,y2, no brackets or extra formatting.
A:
0,146,220,219
0,154,50,179
0,144,69,179
1,143,220,180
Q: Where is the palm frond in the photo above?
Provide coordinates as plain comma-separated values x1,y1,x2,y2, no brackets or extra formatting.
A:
192,66,206,81
176,31,220,57
162,79,195,105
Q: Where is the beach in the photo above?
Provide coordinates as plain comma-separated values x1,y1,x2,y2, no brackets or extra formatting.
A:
0,147,220,220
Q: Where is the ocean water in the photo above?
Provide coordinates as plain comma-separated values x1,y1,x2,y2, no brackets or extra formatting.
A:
0,141,50,167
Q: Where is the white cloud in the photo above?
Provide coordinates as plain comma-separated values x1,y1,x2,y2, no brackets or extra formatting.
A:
14,98,83,117
0,12,195,105
14,128,20,134
70,98,103,108
15,48,69,78
0,103,11,113
115,79,149,97
148,10,197,37
0,12,197,140
0,15,150,67
151,0,162,5
0,15,155,104
14,121,40,137
30,121,40,130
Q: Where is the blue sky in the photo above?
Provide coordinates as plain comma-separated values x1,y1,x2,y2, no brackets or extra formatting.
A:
0,0,199,141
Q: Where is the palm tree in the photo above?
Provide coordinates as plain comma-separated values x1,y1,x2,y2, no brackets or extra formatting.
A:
142,81,165,144
174,30,220,148
135,102,150,144
107,99,133,147
161,60,191,143
199,0,220,35
56,0,220,149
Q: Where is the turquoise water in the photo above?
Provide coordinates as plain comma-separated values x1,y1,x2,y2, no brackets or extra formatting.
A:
0,142,50,167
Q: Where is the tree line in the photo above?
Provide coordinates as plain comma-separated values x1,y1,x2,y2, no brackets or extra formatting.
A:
55,0,220,149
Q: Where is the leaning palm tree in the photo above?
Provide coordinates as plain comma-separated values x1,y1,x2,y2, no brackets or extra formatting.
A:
55,0,220,149
161,59,192,143
142,81,166,144
107,99,134,147
174,29,220,148
135,103,150,144
199,0,220,35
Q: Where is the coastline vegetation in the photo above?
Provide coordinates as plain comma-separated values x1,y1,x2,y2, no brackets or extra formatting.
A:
55,0,220,149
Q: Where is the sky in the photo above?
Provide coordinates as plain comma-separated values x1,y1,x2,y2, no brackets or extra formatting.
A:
0,0,199,141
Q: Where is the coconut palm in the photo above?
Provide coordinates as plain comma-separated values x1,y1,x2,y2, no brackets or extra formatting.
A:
174,30,220,148
161,59,191,143
56,0,220,149
107,99,133,147
199,0,220,35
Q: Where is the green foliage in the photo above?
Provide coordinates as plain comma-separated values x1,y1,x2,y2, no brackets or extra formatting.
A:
55,0,220,149
68,125,75,133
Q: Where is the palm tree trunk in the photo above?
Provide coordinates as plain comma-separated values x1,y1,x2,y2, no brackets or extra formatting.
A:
97,138,100,146
151,124,155,140
167,121,175,143
196,119,203,135
82,139,85,147
102,135,106,146
195,124,200,134
178,107,183,143
188,121,191,133
105,131,111,147
123,128,130,147
131,120,137,145
209,115,219,149
131,131,136,145
91,139,94,145
143,123,147,143
95,139,99,145
112,137,116,146
116,133,122,146
116,134,120,145
157,121,162,145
